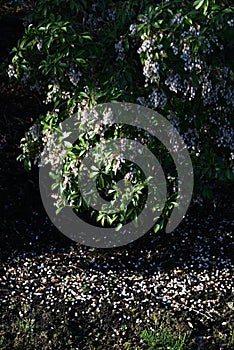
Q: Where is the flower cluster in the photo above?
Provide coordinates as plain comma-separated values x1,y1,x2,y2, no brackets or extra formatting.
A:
143,59,160,85
21,68,32,84
170,13,184,27
40,117,67,171
115,37,125,61
148,89,167,109
129,24,137,36
170,42,179,55
107,8,116,21
29,123,42,142
180,43,194,72
183,79,196,101
67,67,82,87
181,25,201,38
44,82,60,104
7,64,16,78
137,35,156,54
165,72,182,94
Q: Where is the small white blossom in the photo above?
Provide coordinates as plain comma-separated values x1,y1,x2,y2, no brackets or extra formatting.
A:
227,18,234,27
7,64,16,78
37,39,43,51
129,24,137,36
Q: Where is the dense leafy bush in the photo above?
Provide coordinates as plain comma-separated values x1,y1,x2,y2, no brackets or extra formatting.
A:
8,0,234,231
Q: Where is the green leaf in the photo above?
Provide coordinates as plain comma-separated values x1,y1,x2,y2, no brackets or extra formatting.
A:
226,168,233,180
81,35,92,40
171,201,179,207
154,224,161,233
194,0,205,10
51,182,59,190
24,159,31,171
90,172,98,179
79,91,89,99
115,223,122,231
49,171,58,180
99,174,104,188
203,0,209,15
64,141,73,148
101,216,105,226
56,207,63,215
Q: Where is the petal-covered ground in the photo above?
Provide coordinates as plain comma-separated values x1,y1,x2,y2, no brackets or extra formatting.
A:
1,211,233,349
0,4,233,349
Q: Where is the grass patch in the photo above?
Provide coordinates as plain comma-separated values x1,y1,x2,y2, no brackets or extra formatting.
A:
141,326,190,350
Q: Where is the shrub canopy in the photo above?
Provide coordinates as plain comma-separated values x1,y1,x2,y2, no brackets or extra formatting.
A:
8,0,234,231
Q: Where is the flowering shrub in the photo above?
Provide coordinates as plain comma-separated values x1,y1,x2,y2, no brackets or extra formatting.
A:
130,0,234,188
8,0,234,231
